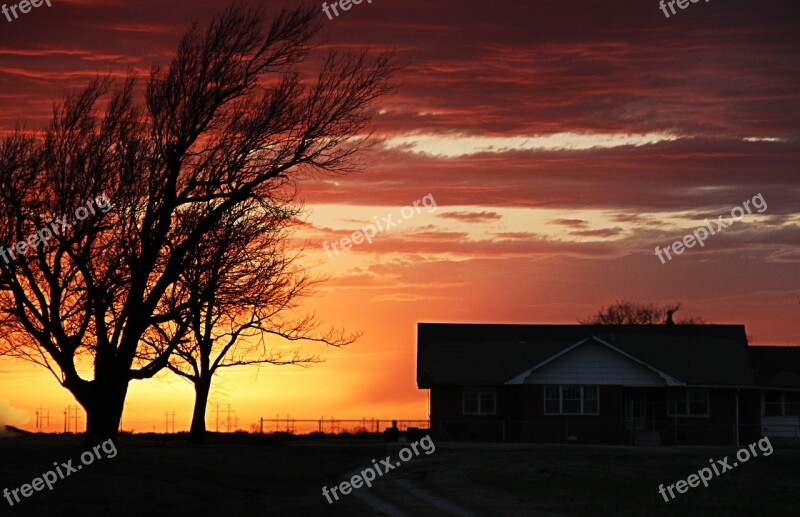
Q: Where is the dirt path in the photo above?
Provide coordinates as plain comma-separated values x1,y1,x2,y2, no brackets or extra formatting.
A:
351,475,478,516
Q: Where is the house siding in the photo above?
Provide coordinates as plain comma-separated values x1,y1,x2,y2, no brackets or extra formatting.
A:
523,340,667,387
430,385,755,445
618,387,741,446
430,385,521,441
431,384,628,444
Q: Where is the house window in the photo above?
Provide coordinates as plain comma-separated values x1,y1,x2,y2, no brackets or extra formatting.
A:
545,386,560,413
764,391,800,416
787,392,800,416
765,391,783,416
543,385,599,415
668,388,709,417
463,388,496,415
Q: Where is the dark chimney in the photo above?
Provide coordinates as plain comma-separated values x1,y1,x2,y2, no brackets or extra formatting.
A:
665,310,675,325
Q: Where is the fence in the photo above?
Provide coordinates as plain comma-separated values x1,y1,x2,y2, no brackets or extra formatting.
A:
256,416,430,435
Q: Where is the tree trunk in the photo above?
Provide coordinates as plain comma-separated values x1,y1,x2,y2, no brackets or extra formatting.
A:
81,379,129,444
188,377,211,444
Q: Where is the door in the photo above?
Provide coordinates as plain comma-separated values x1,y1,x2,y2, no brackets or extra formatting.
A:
625,389,647,430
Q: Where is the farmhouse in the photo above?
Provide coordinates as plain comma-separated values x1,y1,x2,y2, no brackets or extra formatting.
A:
417,323,800,445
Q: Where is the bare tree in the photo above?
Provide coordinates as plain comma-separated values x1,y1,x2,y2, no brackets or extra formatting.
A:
144,201,355,443
579,301,707,325
0,4,395,441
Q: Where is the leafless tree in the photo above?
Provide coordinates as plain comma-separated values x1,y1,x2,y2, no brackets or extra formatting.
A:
579,301,707,325
142,200,356,443
0,4,396,441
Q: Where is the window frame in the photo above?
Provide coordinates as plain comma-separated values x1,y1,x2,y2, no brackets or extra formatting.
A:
462,387,497,415
543,385,600,415
764,391,800,417
667,388,710,417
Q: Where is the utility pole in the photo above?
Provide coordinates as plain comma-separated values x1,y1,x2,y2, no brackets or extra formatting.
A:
70,406,80,433
215,404,220,433
165,411,176,434
64,406,80,433
36,408,50,432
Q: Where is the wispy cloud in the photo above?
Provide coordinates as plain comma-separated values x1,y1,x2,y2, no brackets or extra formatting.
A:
438,211,502,223
383,132,681,158
549,219,589,228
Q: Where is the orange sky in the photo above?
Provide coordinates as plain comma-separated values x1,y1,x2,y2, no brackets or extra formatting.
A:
1,0,799,433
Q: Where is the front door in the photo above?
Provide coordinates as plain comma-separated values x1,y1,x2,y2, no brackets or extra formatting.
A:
626,389,647,430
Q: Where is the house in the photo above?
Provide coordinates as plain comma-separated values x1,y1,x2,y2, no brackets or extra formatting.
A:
417,323,800,445
748,346,800,438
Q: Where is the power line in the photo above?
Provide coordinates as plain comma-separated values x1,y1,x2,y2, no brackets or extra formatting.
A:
64,405,81,434
164,411,176,434
225,405,236,433
35,407,50,432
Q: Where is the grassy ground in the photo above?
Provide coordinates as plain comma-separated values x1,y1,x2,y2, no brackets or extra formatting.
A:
373,442,800,516
1,435,798,516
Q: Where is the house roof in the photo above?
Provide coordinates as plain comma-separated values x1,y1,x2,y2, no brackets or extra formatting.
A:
748,346,800,388
417,323,755,388
504,336,685,386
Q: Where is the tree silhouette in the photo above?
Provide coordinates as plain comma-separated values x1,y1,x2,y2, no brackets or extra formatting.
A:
0,4,395,441
579,301,707,325
142,200,356,443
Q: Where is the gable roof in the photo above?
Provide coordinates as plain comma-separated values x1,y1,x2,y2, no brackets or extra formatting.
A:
505,336,684,386
417,323,754,388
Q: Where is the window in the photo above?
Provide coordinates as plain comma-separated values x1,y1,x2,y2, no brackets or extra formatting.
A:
765,391,783,416
764,391,800,416
545,386,560,414
668,388,709,417
562,386,581,413
583,386,599,414
688,389,709,416
543,385,600,415
786,392,800,416
463,388,496,415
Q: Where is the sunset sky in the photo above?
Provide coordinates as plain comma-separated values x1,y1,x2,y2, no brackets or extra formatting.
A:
1,0,798,433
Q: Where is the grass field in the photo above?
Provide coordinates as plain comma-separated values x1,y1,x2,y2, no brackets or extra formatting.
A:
1,435,798,516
